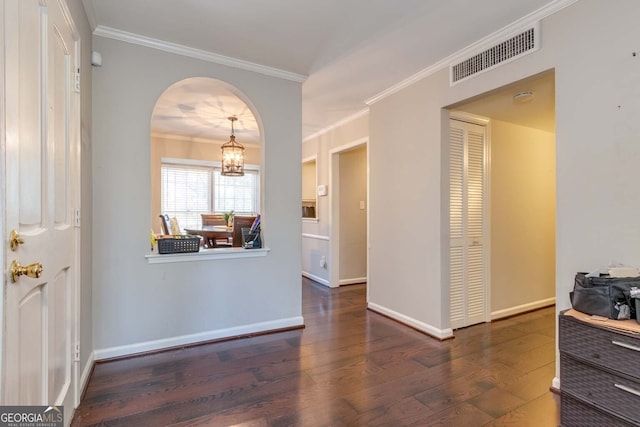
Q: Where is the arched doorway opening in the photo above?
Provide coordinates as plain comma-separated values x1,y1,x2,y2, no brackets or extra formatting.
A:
149,77,263,236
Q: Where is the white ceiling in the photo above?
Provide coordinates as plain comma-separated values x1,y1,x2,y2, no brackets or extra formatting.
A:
152,78,261,144
85,0,557,142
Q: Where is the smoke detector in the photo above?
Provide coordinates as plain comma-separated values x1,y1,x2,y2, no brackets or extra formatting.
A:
513,90,534,104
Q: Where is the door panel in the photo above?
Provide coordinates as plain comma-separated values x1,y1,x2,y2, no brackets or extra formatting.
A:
18,285,45,403
449,126,465,327
3,0,78,415
51,13,70,225
449,246,464,326
449,119,487,329
50,268,71,404
466,127,485,325
467,245,485,324
16,0,43,227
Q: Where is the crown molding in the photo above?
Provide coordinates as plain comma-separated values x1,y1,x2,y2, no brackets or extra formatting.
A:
365,0,579,105
151,132,261,148
303,108,369,142
93,25,307,83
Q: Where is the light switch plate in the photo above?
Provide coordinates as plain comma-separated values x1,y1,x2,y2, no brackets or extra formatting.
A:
317,184,327,196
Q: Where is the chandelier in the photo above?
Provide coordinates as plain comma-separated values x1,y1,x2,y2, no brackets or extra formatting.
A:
220,116,245,176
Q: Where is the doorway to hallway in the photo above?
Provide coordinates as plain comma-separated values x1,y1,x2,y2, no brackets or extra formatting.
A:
448,69,556,329
329,139,368,289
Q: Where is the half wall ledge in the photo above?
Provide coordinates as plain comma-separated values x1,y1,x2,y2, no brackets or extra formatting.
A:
146,247,270,264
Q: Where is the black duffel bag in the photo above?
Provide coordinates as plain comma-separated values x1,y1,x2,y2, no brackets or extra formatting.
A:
570,272,639,320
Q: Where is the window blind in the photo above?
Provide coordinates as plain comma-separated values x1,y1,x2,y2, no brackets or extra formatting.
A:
161,165,212,231
160,162,259,231
213,169,258,215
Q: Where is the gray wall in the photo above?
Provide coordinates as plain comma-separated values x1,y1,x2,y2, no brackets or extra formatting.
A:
91,36,302,356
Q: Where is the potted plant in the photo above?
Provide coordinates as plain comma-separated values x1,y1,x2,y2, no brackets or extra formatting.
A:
223,210,235,228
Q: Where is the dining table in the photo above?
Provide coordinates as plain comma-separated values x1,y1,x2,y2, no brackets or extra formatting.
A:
184,225,233,248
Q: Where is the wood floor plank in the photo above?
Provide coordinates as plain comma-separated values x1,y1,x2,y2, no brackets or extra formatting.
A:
349,396,436,426
501,362,556,401
72,279,560,426
467,387,527,418
424,401,495,426
484,392,561,426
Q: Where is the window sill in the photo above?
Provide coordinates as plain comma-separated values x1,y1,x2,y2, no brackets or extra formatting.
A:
302,218,319,223
146,247,270,264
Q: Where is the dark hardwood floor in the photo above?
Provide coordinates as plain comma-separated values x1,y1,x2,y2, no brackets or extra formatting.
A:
72,278,560,426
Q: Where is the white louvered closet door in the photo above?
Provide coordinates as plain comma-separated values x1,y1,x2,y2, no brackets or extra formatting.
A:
450,119,487,329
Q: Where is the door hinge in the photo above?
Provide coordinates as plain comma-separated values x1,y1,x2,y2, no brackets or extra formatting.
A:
74,341,80,362
74,69,80,93
73,208,81,227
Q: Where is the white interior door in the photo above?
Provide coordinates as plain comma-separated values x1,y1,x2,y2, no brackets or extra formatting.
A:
2,0,79,416
450,119,487,329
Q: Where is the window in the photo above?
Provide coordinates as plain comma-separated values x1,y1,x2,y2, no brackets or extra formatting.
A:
213,169,259,214
161,160,259,231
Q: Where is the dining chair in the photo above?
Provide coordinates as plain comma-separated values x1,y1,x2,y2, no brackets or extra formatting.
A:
201,213,232,246
169,217,182,235
159,214,171,235
160,214,206,247
232,216,257,247
201,213,226,226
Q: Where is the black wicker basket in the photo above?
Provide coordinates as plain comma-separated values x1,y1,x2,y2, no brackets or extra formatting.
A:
157,235,200,254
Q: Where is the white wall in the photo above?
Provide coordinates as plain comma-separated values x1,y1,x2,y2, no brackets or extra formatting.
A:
301,113,369,286
91,37,302,356
490,120,555,316
368,0,640,338
369,82,448,335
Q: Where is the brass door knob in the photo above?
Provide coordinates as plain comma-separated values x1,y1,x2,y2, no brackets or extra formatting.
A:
10,260,43,283
10,230,24,251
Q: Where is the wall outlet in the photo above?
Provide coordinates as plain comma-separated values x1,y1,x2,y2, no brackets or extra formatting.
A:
359,200,365,210
320,256,327,268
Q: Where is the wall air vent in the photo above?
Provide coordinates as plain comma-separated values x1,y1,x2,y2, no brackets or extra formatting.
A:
450,23,540,85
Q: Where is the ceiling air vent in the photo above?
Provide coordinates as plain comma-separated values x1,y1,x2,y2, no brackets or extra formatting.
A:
450,23,540,85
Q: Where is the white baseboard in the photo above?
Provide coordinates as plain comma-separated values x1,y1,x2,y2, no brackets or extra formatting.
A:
339,277,367,286
368,302,453,340
302,271,330,287
79,351,95,396
552,376,560,391
491,297,555,321
94,316,304,360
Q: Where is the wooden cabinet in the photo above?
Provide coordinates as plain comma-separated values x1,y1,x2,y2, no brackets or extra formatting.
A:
559,312,640,426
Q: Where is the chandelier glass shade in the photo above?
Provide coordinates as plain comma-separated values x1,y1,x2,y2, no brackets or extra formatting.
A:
220,116,245,176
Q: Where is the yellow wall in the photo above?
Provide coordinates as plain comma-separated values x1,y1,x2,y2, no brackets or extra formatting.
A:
301,160,316,201
339,146,367,282
490,120,556,314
